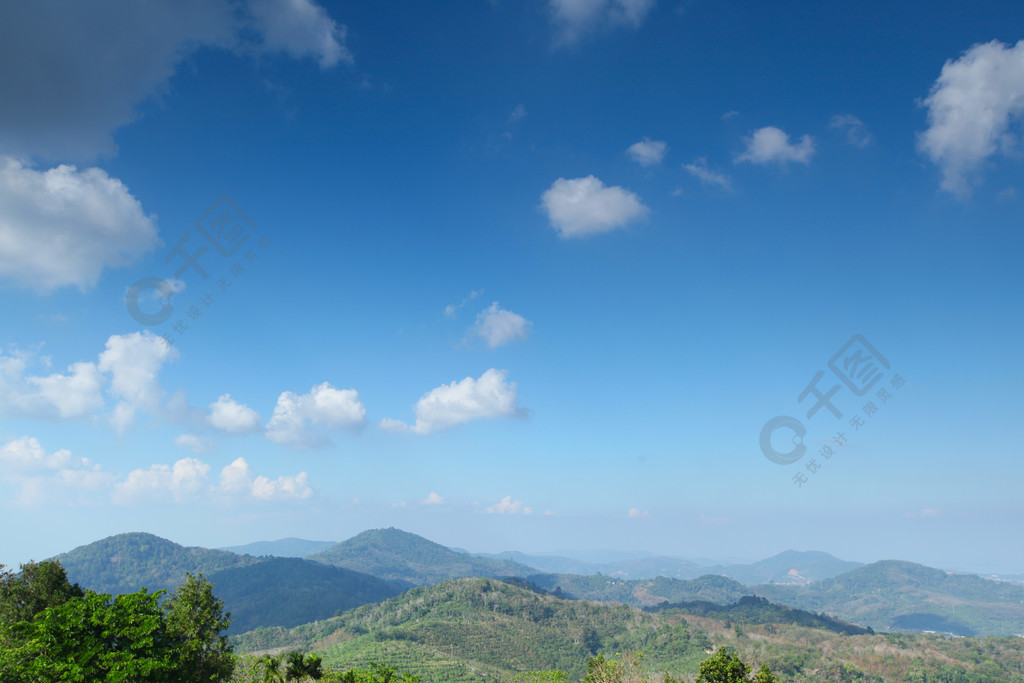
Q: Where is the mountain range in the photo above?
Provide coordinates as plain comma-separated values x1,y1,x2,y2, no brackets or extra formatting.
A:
46,527,1024,637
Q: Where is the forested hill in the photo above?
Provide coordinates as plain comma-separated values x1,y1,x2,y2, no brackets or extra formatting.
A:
647,595,873,636
710,549,863,585
755,560,1024,636
308,527,536,588
52,532,259,594
206,557,402,634
527,572,749,606
232,576,714,680
231,577,1024,683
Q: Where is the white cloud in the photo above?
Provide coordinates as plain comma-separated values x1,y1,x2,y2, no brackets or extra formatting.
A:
0,436,110,506
265,382,366,448
208,393,261,434
918,40,1024,198
218,457,312,501
830,114,872,147
549,0,655,43
736,126,815,166
541,175,648,238
683,158,734,191
626,137,668,166
473,302,532,348
721,110,739,121
248,0,353,68
381,368,523,435
0,157,160,291
112,456,312,504
0,0,349,162
112,457,211,504
422,492,445,505
627,508,649,518
0,436,79,472
24,361,105,418
487,496,532,515
174,433,215,454
98,331,180,431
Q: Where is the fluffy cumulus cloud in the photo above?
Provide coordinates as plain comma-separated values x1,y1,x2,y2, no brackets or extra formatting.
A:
208,394,262,434
23,361,105,419
736,126,815,166
473,302,532,348
113,456,312,504
0,0,351,162
98,331,180,432
0,332,177,426
918,40,1024,198
683,158,733,191
112,457,211,504
421,492,445,505
0,435,311,507
549,0,655,43
487,496,532,515
541,176,648,238
249,0,352,68
626,137,668,166
380,369,523,435
0,436,78,472
830,114,873,147
219,457,313,501
265,382,366,448
0,436,110,505
0,158,160,291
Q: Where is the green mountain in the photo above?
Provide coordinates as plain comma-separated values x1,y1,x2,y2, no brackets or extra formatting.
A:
51,531,258,594
232,577,1024,683
308,528,537,588
232,577,714,681
715,550,864,585
206,557,402,634
647,594,873,636
756,560,1024,636
527,572,748,606
219,537,337,558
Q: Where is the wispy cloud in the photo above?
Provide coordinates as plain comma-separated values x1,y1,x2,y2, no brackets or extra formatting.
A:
683,158,733,191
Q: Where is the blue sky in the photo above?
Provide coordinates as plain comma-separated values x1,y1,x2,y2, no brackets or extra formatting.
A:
1,0,1022,575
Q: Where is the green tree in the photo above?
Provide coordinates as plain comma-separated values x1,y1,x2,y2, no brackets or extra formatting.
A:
164,572,235,681
332,663,420,683
515,671,569,682
285,651,323,681
0,588,175,682
697,649,782,683
0,560,84,627
584,652,646,683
